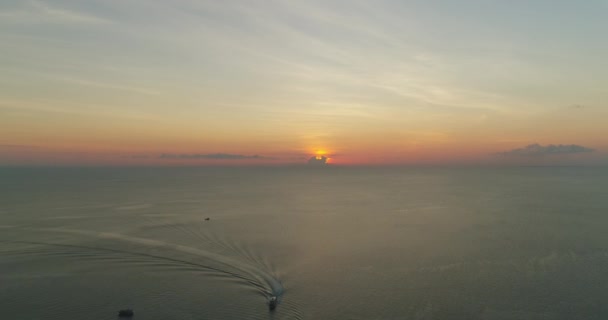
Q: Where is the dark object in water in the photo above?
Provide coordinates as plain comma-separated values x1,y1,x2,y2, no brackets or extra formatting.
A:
118,309,134,317
205,217,210,221
269,296,278,311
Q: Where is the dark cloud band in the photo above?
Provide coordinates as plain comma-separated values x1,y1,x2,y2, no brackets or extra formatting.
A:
497,144,595,156
160,153,273,160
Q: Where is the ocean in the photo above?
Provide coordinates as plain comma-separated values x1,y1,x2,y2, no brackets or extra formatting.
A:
1,166,608,319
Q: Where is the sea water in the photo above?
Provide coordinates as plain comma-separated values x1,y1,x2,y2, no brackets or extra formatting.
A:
1,166,608,319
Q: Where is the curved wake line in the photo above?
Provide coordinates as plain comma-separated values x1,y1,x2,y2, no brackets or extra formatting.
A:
141,219,276,276
5,226,284,298
1,239,269,293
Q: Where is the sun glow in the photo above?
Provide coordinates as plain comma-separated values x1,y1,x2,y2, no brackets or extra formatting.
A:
312,149,332,163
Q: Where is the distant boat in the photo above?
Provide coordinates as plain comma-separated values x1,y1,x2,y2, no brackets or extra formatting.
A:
268,296,278,311
118,309,134,317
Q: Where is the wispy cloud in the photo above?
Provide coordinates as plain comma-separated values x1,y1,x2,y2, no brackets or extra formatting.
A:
159,153,275,160
128,154,151,159
569,104,586,109
0,0,112,25
48,75,160,96
497,144,595,156
0,144,40,150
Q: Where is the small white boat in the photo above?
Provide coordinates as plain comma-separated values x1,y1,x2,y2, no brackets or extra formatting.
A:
269,296,278,310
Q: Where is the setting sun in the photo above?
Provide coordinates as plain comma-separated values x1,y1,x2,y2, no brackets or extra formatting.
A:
313,149,331,163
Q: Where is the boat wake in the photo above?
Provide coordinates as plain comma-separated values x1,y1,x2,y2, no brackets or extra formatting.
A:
1,226,284,299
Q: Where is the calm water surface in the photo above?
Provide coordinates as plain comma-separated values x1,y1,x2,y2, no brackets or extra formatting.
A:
1,167,608,319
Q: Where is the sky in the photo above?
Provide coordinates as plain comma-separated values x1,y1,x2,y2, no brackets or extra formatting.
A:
1,0,607,166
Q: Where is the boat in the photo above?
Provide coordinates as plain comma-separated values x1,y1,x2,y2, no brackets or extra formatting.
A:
268,296,278,311
118,309,134,317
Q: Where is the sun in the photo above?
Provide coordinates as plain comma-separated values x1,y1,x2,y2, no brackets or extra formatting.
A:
313,149,331,163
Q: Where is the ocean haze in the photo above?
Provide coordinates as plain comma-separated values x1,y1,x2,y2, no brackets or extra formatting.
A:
1,166,608,319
